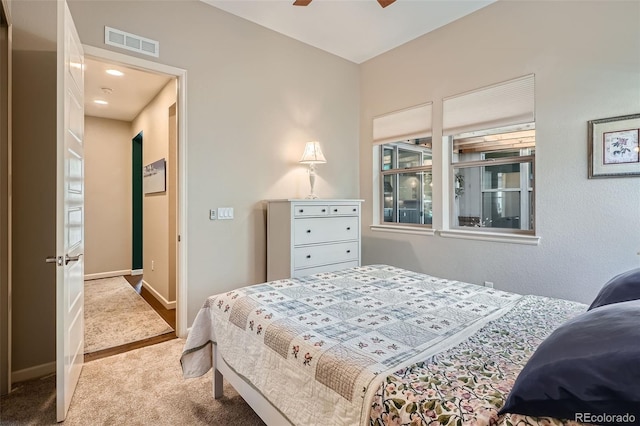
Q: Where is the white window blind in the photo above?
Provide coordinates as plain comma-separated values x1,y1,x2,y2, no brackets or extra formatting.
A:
373,103,432,145
443,75,534,136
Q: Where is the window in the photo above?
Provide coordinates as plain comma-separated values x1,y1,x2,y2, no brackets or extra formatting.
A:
451,124,535,231
373,103,433,229
381,139,433,226
443,75,535,234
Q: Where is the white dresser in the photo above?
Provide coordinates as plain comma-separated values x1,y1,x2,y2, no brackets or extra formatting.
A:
266,199,363,280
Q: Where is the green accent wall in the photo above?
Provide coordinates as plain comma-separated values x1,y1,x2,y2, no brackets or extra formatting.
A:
132,132,143,271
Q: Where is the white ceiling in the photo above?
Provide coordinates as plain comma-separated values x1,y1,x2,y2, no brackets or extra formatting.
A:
202,0,495,64
84,56,172,121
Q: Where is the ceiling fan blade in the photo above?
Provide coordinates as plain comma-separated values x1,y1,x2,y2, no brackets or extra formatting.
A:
377,0,396,7
293,0,312,5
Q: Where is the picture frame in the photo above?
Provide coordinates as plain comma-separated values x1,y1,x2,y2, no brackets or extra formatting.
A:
588,113,640,178
143,158,166,194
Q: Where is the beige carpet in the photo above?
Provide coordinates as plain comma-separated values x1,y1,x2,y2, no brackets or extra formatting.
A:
0,339,266,425
84,276,174,353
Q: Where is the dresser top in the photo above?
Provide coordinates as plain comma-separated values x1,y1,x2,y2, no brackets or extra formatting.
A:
266,198,364,203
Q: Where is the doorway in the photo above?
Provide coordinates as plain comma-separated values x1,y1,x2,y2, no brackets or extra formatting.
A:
0,0,11,396
132,132,143,274
82,45,187,355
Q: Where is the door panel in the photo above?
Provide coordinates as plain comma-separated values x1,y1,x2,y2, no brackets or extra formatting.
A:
56,1,84,421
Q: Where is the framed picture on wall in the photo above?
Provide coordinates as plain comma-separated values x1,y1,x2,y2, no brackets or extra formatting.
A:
588,113,640,178
143,158,166,194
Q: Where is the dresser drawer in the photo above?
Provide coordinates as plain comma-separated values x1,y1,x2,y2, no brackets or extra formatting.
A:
293,217,358,246
293,204,329,217
293,241,359,269
329,204,360,216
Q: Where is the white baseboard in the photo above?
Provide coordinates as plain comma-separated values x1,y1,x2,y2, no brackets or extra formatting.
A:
84,270,131,281
131,269,143,276
142,279,176,310
12,361,55,384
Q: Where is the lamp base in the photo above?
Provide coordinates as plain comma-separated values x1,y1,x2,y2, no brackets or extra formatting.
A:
305,164,320,199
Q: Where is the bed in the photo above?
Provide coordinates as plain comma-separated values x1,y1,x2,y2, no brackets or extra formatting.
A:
180,264,639,426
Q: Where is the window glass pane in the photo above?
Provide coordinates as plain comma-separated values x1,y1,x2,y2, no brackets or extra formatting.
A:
383,175,395,222
398,172,420,223
454,162,532,231
482,191,521,229
382,141,431,170
382,147,395,171
528,190,534,229
395,171,432,224
452,126,535,163
482,163,521,190
484,151,520,159
422,171,433,224
418,137,433,166
398,149,421,169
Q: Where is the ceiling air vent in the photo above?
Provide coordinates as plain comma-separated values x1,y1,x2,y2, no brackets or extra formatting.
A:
104,26,159,58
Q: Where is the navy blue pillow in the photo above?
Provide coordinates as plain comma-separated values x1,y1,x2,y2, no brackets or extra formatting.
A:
589,267,640,310
500,299,640,423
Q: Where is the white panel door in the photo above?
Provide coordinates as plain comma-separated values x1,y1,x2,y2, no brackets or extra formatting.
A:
55,1,84,421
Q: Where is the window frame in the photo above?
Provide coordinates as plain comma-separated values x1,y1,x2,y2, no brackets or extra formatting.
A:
448,125,536,235
379,141,433,229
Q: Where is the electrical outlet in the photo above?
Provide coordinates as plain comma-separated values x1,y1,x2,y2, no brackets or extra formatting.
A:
209,209,217,220
484,281,494,288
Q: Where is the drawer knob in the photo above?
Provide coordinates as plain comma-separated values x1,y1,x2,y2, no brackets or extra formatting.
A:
353,208,357,212
306,229,311,233
322,209,326,212
347,227,351,230
299,209,304,213
334,209,338,212
346,250,351,253
306,255,311,259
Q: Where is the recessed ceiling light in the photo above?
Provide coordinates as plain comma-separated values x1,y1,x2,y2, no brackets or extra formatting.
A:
106,69,124,76
94,100,108,105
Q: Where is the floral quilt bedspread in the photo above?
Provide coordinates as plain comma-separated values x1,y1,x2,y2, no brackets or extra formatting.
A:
369,294,587,426
181,265,523,426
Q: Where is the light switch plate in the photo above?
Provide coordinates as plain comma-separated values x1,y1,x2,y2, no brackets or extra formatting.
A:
218,207,234,220
209,209,217,220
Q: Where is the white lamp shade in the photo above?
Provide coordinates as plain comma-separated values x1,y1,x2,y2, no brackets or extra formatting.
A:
299,141,327,164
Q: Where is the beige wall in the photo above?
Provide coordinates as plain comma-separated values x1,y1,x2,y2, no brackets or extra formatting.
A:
360,1,640,304
132,79,176,304
10,0,57,373
84,116,132,276
67,0,361,324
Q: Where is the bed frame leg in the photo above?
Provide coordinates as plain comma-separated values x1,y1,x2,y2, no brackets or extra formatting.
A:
212,344,223,399
213,368,223,399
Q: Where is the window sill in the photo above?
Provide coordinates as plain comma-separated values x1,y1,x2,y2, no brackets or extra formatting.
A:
370,224,436,236
438,229,541,245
